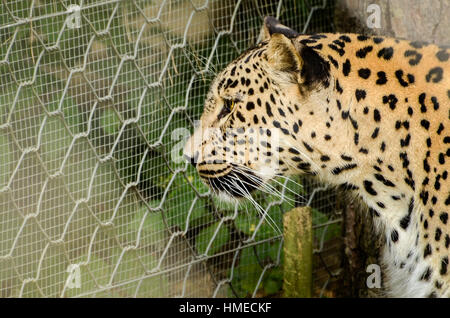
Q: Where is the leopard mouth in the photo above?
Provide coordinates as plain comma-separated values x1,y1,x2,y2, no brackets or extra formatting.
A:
203,169,262,198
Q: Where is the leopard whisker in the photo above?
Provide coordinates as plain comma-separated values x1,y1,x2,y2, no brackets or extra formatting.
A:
231,167,297,206
228,175,281,235
231,167,295,206
230,163,305,200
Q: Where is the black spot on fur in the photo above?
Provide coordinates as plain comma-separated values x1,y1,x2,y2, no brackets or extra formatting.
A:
356,46,373,58
236,111,246,122
374,173,395,187
246,101,255,111
297,162,311,171
373,37,384,44
371,127,379,139
391,230,399,242
355,89,366,101
328,43,345,56
302,141,313,152
404,50,422,65
420,190,429,205
400,198,414,229
419,93,427,113
431,96,439,110
363,180,377,195
359,148,368,154
395,70,414,87
376,71,387,85
265,102,273,117
400,134,411,147
357,35,369,41
358,68,371,79
331,163,357,175
300,39,318,45
408,107,413,116
369,208,380,217
328,55,338,68
339,35,351,43
382,94,398,110
421,120,430,130
420,267,432,281
373,109,381,122
280,127,290,135
229,79,239,88
436,49,449,62
335,79,343,94
377,47,394,60
399,152,410,168
410,40,426,48
377,201,385,208
342,59,351,76
426,67,444,83
349,115,358,129
440,212,448,224
424,244,432,258
441,257,448,275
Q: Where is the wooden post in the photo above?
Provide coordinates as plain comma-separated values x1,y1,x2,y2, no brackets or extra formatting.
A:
283,206,313,297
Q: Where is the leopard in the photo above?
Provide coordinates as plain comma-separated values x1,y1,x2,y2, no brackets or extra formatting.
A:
184,16,449,297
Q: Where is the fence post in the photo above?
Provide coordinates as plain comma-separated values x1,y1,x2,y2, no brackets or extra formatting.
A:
283,206,313,297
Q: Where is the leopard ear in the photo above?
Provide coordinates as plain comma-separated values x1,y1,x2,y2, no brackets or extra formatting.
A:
265,33,330,87
259,16,300,42
265,33,303,74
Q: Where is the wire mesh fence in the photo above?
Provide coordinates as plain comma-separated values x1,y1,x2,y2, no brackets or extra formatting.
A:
0,0,343,298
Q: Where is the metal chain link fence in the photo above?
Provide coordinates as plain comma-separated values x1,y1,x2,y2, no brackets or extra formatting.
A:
0,0,343,298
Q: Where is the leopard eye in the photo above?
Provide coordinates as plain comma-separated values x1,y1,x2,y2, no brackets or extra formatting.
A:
224,99,235,111
218,99,235,119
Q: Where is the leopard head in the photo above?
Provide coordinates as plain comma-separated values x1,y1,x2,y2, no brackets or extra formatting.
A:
184,17,331,199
